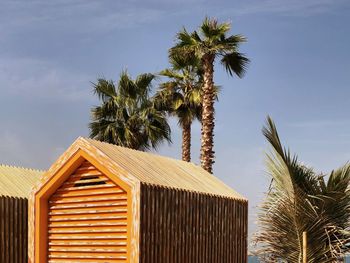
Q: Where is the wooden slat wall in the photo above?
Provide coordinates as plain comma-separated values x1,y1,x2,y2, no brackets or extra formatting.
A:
140,184,248,263
47,161,129,263
0,196,28,263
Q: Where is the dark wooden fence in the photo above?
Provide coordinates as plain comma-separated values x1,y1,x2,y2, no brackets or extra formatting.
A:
140,184,248,263
0,196,28,263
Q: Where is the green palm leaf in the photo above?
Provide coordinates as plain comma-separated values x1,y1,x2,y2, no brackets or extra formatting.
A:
89,71,171,151
154,51,204,162
255,116,350,262
170,17,249,173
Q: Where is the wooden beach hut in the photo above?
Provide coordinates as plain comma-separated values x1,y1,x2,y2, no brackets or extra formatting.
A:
29,137,248,263
0,165,43,263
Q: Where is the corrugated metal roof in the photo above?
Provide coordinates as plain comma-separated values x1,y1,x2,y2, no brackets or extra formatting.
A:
83,138,245,200
0,165,44,198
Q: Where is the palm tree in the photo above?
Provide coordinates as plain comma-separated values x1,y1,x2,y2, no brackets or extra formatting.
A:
254,116,350,262
170,17,250,173
154,53,202,162
89,71,171,151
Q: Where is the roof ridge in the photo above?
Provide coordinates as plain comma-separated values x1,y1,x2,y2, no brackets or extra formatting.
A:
0,164,45,173
80,137,245,200
81,137,205,170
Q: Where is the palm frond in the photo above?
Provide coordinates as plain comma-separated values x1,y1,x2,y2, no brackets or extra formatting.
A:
255,117,350,262
220,52,250,78
157,47,204,127
219,34,247,49
92,78,116,102
159,69,184,80
89,71,171,151
135,73,155,97
169,51,200,71
118,70,138,99
177,27,198,46
200,17,230,40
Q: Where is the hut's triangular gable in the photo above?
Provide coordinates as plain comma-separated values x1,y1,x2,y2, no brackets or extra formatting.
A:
31,137,140,197
28,137,141,263
33,137,245,200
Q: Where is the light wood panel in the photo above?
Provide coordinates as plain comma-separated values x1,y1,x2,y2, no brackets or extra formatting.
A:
47,161,128,263
87,138,245,200
28,137,246,263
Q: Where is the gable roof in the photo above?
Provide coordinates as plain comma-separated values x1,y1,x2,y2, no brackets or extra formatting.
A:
79,138,245,200
0,165,44,198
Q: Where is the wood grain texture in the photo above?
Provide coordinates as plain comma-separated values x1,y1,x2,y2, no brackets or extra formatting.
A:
86,138,245,200
0,196,28,263
29,138,140,263
0,165,43,198
139,184,248,263
47,161,129,263
28,137,247,263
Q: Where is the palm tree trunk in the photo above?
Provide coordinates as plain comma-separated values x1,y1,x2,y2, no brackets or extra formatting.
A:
200,54,215,173
182,122,191,162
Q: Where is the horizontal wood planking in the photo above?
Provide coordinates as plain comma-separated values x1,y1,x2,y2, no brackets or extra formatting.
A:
47,161,128,263
140,184,248,263
0,196,28,263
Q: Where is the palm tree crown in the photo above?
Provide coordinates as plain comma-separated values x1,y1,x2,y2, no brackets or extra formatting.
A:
154,53,202,162
89,71,171,151
171,18,249,77
170,17,249,173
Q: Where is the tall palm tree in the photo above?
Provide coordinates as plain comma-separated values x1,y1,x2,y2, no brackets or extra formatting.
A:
89,71,171,151
170,17,249,173
154,53,202,162
254,116,350,262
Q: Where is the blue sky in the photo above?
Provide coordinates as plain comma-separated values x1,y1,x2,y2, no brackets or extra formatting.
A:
1,0,350,242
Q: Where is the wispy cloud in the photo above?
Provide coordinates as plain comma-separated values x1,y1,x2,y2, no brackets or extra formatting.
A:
0,0,168,36
0,57,92,101
0,131,23,165
0,131,40,168
0,129,72,169
224,0,349,16
286,119,350,128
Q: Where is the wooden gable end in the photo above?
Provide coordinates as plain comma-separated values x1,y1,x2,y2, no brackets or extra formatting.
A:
47,160,129,262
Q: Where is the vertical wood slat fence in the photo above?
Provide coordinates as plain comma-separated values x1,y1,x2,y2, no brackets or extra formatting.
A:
0,196,28,263
140,184,248,263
